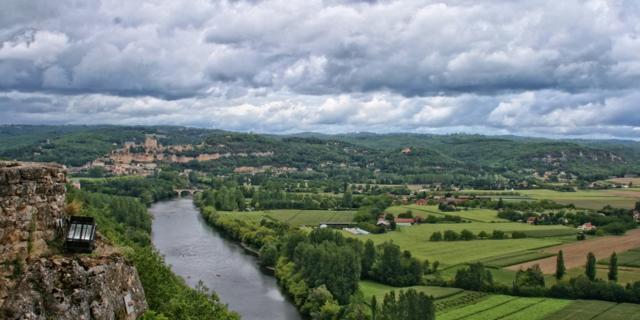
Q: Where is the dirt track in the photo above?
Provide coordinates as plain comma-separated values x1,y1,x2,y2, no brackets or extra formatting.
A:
506,228,640,274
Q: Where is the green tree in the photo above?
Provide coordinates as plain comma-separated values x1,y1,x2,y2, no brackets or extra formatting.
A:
362,239,376,278
556,250,566,280
608,252,618,282
454,263,494,291
586,252,597,281
460,229,476,241
370,296,378,320
379,289,435,320
429,231,442,242
514,264,545,288
342,187,353,208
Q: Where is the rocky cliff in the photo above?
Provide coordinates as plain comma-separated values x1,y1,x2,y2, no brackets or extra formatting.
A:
0,161,147,319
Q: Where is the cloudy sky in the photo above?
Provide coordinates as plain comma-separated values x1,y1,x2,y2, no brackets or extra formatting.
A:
1,0,640,139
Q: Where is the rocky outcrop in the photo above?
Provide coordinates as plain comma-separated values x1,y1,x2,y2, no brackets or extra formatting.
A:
0,161,147,319
2,255,147,320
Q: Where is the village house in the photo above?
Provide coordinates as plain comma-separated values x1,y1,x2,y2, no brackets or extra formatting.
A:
395,217,415,227
577,222,597,232
415,198,428,206
526,216,537,225
376,218,391,227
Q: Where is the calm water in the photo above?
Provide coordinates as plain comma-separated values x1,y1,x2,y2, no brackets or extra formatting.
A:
150,198,301,320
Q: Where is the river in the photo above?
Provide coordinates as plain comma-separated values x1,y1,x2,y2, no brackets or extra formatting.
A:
150,198,301,320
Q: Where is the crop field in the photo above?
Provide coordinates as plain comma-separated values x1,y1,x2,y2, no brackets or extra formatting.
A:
462,188,639,209
400,205,508,222
437,265,519,286
358,281,462,300
544,300,640,320
217,209,355,226
592,303,640,320
518,189,639,210
477,251,556,268
506,228,640,274
439,295,570,320
434,292,490,313
357,229,562,265
381,220,572,235
388,205,508,223
599,247,640,267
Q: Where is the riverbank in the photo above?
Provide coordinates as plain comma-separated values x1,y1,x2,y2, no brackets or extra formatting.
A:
150,198,302,320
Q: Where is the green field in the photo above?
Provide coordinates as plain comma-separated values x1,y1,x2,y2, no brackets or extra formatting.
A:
477,251,556,268
357,230,562,265
544,300,640,320
461,188,640,210
358,280,462,300
518,189,639,210
439,295,570,320
217,209,355,226
388,205,508,223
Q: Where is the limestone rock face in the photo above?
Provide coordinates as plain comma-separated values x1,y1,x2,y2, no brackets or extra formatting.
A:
0,161,148,319
2,255,147,320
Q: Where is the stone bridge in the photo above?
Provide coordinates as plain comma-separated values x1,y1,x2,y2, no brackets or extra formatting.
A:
174,188,203,197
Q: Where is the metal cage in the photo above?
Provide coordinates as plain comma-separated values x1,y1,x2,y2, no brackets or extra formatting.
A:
64,216,97,253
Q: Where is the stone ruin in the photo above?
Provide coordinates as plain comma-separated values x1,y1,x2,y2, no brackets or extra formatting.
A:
0,161,147,319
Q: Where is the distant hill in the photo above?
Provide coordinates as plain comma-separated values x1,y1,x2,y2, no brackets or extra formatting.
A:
0,125,638,183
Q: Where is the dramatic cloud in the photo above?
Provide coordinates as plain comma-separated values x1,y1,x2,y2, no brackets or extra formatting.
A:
1,0,639,139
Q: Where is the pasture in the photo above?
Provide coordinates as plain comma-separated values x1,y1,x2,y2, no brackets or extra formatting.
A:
216,209,355,226
358,280,462,300
389,205,508,223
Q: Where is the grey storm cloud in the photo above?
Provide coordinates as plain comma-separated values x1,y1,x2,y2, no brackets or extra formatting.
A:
0,0,640,139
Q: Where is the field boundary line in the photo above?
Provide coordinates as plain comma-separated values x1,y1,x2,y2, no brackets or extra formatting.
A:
453,297,520,320
494,299,546,320
589,302,619,320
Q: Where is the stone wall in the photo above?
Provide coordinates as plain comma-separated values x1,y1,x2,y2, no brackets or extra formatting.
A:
0,161,67,264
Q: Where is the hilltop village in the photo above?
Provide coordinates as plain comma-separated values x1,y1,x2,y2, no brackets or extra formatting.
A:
71,136,278,176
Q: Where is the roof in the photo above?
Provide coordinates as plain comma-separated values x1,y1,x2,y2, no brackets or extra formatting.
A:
395,218,415,223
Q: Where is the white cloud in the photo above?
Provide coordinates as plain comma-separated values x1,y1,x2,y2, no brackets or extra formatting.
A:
0,0,639,139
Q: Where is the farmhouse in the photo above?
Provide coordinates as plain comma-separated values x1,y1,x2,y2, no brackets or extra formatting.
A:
577,222,597,232
395,218,415,226
526,216,537,225
415,198,428,205
376,218,391,227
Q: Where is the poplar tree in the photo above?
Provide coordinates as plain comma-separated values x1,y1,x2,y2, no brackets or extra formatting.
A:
555,250,566,280
586,252,597,281
608,252,618,282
